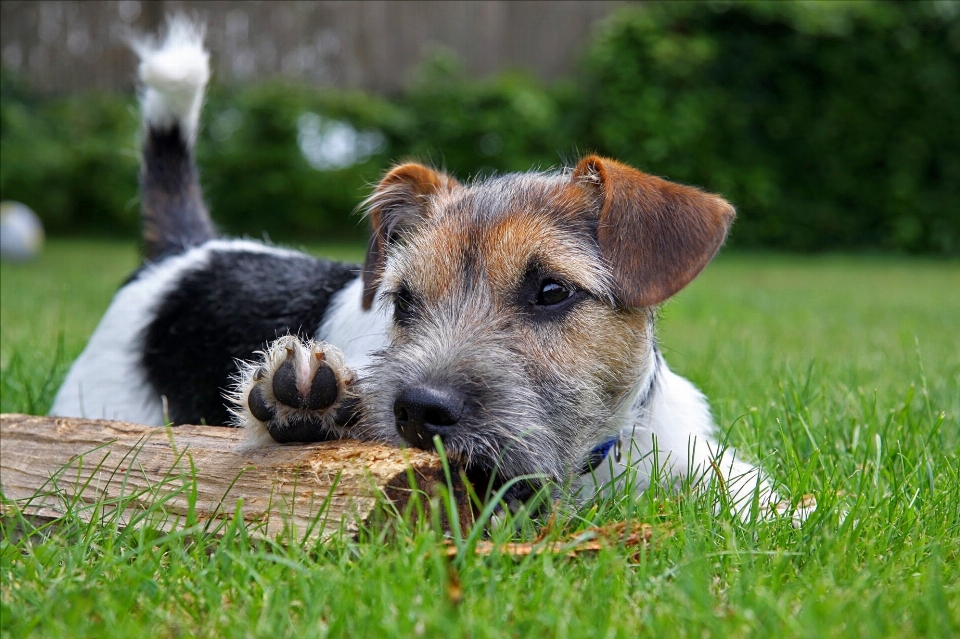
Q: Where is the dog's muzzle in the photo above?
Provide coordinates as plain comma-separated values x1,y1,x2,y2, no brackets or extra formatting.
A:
393,384,465,449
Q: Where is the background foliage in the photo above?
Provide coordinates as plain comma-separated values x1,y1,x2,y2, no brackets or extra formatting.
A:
571,2,960,253
2,2,958,252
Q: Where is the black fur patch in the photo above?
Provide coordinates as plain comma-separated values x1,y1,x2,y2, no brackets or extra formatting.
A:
142,248,358,426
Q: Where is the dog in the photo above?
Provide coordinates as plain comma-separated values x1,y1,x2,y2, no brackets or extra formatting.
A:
51,18,792,518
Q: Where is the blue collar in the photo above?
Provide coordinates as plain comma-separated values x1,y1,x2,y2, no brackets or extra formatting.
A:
578,436,621,475
577,353,660,477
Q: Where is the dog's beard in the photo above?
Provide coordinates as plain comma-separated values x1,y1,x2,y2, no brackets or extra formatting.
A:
358,345,623,506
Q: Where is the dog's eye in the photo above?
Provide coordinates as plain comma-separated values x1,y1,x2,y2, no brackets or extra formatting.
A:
394,288,414,322
537,280,573,306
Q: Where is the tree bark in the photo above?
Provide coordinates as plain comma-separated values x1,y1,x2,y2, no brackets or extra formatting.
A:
0,414,472,542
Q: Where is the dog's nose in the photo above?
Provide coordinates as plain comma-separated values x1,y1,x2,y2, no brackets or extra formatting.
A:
394,384,464,449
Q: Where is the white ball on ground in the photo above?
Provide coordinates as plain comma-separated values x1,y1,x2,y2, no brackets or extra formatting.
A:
0,201,45,262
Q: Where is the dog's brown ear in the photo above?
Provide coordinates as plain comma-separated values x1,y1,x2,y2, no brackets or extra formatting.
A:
572,155,735,308
361,163,459,309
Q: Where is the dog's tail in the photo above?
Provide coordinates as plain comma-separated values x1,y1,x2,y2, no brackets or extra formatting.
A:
132,16,216,260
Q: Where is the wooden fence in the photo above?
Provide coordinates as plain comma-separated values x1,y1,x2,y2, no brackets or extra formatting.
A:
1,0,628,95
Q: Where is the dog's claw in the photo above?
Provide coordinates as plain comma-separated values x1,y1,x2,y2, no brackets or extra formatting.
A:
229,335,359,444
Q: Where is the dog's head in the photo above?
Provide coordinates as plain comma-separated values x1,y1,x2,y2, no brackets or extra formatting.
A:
359,156,734,499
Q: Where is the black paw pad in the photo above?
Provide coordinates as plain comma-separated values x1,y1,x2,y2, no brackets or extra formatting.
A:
248,385,276,422
266,418,334,443
308,363,339,410
269,357,341,411
272,359,302,408
236,336,355,445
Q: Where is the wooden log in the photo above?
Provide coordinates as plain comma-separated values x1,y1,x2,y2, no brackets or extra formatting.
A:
0,414,472,542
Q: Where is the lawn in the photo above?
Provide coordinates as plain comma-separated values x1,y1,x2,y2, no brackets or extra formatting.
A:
2,240,958,638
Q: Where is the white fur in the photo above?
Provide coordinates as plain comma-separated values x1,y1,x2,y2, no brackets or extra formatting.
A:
132,15,209,143
50,240,312,424
317,276,391,374
576,355,785,520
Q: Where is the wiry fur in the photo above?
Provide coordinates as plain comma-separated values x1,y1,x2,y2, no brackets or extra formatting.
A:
51,15,810,526
349,168,775,511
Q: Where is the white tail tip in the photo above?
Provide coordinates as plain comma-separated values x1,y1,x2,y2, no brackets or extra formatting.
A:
133,15,210,143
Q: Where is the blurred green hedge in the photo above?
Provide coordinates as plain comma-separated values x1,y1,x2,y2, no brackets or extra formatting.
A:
2,2,958,253
570,2,960,253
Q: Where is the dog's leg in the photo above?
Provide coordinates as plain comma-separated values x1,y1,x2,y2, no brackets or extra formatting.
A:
228,335,360,445
628,360,813,524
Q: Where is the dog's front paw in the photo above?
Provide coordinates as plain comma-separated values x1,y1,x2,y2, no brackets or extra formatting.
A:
229,335,358,444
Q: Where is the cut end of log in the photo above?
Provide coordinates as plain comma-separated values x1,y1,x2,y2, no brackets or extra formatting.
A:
0,413,473,542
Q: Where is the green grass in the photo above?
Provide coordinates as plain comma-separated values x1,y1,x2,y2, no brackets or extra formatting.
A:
2,241,958,638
